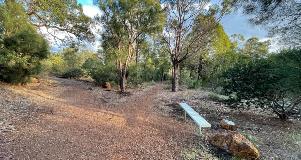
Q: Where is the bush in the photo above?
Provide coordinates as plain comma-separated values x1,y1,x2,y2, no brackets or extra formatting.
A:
0,29,49,84
221,49,301,120
127,64,144,86
61,68,84,79
208,92,230,102
43,54,67,76
82,58,99,75
179,69,203,89
87,62,118,85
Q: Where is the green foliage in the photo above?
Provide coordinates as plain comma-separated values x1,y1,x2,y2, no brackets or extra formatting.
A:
62,47,80,69
61,68,84,79
179,69,202,89
242,37,270,58
0,29,49,83
82,57,101,75
44,54,67,76
22,0,94,41
208,92,230,102
222,49,301,120
212,24,232,54
42,48,99,78
181,21,233,88
0,1,32,36
90,63,118,85
99,0,165,92
0,1,51,84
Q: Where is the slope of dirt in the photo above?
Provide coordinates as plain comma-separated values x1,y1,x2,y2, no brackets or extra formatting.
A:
1,77,206,159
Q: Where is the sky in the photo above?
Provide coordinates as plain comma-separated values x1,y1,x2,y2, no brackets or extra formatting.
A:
78,0,268,38
66,0,271,51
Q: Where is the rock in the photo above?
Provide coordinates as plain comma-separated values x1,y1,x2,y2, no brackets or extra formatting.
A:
209,130,260,159
220,119,237,130
102,82,112,91
30,77,40,83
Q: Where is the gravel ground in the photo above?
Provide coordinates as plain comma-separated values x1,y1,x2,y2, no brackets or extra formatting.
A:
1,78,300,160
0,77,202,160
154,87,301,160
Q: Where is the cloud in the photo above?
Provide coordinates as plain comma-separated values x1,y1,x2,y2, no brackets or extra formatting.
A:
204,2,212,10
259,37,282,53
82,5,102,18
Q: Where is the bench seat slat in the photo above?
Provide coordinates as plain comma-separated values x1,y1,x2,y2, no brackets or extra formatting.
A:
179,103,211,128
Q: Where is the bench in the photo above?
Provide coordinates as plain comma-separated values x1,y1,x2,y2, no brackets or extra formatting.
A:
179,102,211,133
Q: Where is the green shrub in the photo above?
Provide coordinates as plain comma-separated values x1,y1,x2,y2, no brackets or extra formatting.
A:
222,49,301,120
179,69,202,89
90,64,118,85
61,68,84,79
44,54,67,76
0,29,49,84
82,57,101,75
127,64,144,86
208,92,230,102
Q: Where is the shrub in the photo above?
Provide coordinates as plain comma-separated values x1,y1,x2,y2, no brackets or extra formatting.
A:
179,69,202,89
89,63,118,85
0,29,49,84
82,58,102,76
44,54,67,76
127,64,144,86
208,92,230,102
61,68,84,79
222,49,301,120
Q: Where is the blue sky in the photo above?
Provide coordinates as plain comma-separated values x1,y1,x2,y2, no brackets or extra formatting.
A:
77,0,94,5
77,0,268,41
222,11,268,40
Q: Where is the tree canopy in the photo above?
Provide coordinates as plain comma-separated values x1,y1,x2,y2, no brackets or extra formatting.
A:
235,0,301,48
1,0,94,43
99,0,165,92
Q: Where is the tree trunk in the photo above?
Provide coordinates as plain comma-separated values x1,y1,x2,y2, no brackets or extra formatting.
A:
136,45,139,64
119,68,127,93
273,109,289,121
172,62,180,92
277,113,289,121
197,56,203,80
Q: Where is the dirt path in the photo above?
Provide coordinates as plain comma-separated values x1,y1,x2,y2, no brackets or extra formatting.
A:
2,77,200,159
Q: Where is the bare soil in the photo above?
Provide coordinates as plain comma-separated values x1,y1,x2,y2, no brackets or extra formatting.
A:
1,77,202,160
1,77,300,160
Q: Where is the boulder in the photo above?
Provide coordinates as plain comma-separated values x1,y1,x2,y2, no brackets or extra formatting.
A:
209,130,260,159
220,119,237,131
102,82,112,91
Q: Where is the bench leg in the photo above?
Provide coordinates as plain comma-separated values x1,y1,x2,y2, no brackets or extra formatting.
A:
184,112,187,121
199,127,204,137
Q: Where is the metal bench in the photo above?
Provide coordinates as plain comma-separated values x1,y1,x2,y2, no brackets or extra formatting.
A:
179,102,211,133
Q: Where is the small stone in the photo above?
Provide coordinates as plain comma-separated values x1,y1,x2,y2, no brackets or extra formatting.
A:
102,82,112,91
30,77,40,83
220,119,237,131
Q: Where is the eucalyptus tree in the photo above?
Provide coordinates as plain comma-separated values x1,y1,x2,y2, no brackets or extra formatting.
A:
1,0,94,42
242,37,270,58
0,1,49,83
235,0,301,48
161,0,233,91
99,0,165,93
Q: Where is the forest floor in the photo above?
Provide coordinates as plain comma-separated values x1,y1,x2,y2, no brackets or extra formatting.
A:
0,77,300,160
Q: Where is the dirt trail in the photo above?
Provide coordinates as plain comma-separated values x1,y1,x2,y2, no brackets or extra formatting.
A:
3,77,199,160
